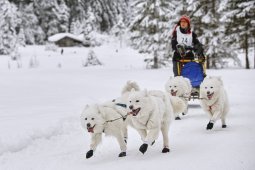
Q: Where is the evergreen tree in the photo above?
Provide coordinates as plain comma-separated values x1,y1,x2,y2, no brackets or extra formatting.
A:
129,0,175,69
83,7,100,47
64,0,88,32
89,0,127,32
186,0,241,68
220,0,255,69
34,0,69,39
18,2,45,44
0,0,20,56
83,50,102,67
111,15,126,48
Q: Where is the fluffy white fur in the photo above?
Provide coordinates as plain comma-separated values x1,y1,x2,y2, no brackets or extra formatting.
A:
199,76,229,130
112,81,185,154
80,104,127,158
126,89,174,154
165,76,192,118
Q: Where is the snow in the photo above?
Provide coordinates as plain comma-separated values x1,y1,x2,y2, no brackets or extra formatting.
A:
48,33,84,42
0,41,255,170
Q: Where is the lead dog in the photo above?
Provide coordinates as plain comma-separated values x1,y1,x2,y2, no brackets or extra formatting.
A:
199,76,229,130
80,104,127,158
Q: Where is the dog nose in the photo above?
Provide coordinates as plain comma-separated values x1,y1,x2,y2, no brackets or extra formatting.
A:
171,89,174,92
87,123,91,128
129,105,133,110
207,91,210,95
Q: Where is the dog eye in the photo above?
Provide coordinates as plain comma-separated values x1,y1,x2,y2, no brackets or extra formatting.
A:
129,101,131,103
210,87,213,89
136,100,139,102
112,99,116,102
169,86,171,88
174,86,177,88
205,87,207,89
85,118,87,120
91,118,94,120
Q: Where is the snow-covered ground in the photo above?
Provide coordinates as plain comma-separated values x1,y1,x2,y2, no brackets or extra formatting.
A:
0,43,255,170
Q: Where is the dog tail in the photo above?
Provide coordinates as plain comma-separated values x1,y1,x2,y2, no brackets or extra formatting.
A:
121,80,140,94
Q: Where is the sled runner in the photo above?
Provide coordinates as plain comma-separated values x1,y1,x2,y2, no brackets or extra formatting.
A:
176,44,207,100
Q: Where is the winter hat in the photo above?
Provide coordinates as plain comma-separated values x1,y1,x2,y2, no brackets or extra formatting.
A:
171,15,191,36
179,15,191,27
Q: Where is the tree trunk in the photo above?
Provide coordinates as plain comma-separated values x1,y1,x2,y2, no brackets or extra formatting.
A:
153,51,158,69
245,33,250,69
206,55,210,69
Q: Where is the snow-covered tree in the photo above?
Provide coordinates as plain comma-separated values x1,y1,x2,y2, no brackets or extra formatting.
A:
18,3,45,44
111,15,126,48
219,0,255,69
89,0,127,32
34,0,69,39
186,0,241,69
0,0,21,56
129,0,175,69
64,0,88,32
70,20,84,35
83,50,102,67
82,7,100,47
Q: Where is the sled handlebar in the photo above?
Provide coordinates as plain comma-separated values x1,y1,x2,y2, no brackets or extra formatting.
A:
177,58,205,63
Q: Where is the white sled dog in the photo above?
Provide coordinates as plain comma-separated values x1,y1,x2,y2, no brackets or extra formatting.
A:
111,80,141,142
199,76,229,130
165,76,192,119
127,89,175,154
80,103,128,158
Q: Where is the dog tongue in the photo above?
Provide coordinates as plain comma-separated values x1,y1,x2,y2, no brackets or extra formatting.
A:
131,108,140,116
171,91,177,96
207,93,213,100
87,127,94,133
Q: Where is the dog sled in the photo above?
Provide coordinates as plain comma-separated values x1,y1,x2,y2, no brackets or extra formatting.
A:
176,44,207,100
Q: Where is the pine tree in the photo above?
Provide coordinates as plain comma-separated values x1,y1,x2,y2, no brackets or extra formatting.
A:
220,0,255,69
129,0,175,69
89,0,127,32
34,0,69,39
111,15,126,48
17,2,44,44
83,7,100,47
0,0,20,55
64,0,88,32
83,50,102,67
186,0,241,68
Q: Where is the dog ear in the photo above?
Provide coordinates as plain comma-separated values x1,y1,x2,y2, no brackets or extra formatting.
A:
85,104,89,109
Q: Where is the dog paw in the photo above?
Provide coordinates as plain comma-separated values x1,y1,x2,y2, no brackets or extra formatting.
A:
151,140,155,146
162,147,170,153
222,124,227,128
86,150,93,159
118,152,126,157
175,116,181,120
139,143,148,154
182,112,186,116
206,122,214,130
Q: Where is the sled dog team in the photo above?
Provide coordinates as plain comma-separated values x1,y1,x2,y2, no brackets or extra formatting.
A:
80,76,229,158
